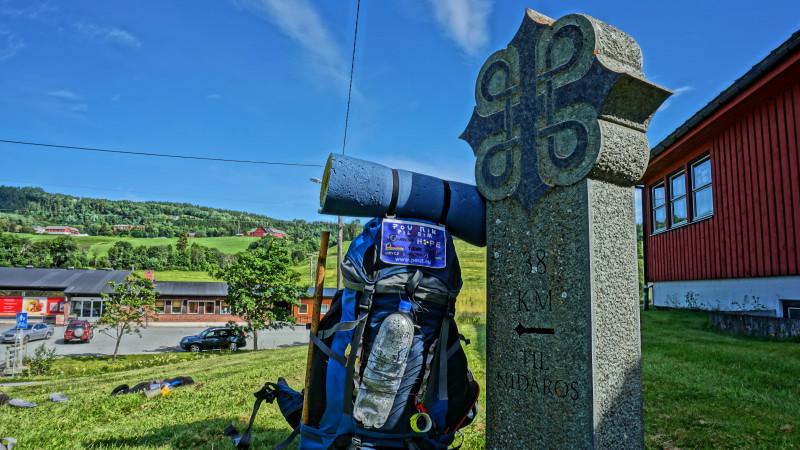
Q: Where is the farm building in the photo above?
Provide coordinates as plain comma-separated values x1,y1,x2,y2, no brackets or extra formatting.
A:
112,225,134,231
43,226,81,235
246,226,288,238
642,31,800,318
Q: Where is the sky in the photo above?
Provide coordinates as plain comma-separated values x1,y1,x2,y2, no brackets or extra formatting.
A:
0,0,797,224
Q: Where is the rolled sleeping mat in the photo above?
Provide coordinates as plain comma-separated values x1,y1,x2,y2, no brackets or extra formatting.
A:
319,153,487,247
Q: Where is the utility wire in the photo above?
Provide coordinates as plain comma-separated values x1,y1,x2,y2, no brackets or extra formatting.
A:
0,139,323,167
341,0,360,155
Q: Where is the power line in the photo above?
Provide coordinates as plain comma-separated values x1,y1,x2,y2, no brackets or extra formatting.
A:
0,139,323,167
341,0,361,155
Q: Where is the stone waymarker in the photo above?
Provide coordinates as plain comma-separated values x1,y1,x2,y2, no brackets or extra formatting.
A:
460,9,671,448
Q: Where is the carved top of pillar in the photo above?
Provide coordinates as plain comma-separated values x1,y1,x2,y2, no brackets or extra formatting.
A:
461,9,672,214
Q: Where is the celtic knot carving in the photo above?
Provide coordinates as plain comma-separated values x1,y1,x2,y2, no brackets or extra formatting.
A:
460,10,671,214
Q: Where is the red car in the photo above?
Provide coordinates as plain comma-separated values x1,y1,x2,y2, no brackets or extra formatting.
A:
64,320,93,343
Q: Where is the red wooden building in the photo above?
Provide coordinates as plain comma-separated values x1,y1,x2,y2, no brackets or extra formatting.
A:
246,226,288,238
642,31,800,318
293,288,336,324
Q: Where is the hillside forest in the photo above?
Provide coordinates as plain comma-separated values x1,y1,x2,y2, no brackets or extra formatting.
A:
0,185,363,270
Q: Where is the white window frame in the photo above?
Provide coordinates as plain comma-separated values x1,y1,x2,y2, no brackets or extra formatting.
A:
691,156,713,219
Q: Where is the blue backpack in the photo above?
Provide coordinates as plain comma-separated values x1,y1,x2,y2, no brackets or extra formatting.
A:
227,217,480,449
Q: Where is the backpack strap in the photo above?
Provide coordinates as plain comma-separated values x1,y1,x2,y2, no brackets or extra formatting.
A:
309,333,347,367
343,284,374,415
224,383,277,449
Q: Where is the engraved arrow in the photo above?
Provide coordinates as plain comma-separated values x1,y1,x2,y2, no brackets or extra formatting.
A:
514,323,555,336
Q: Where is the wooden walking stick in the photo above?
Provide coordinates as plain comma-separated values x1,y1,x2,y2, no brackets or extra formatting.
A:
302,231,330,426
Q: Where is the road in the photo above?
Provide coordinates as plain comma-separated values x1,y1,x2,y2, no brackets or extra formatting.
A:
4,324,310,357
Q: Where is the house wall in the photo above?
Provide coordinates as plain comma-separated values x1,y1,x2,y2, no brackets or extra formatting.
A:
294,297,332,324
643,66,800,282
652,275,800,317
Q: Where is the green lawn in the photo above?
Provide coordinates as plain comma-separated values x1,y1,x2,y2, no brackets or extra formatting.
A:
29,235,259,257
2,310,798,448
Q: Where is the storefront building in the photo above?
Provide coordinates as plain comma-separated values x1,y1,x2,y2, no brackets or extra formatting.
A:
0,267,131,323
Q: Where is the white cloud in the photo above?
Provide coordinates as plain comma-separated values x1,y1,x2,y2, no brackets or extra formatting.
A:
230,0,345,83
74,20,141,48
657,85,693,111
48,90,80,100
0,29,25,61
206,94,223,100
425,0,491,57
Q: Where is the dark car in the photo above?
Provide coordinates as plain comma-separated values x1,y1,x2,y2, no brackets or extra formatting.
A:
64,320,93,343
180,327,246,352
1,323,55,344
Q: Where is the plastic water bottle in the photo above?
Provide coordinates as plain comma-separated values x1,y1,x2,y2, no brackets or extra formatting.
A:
353,299,415,429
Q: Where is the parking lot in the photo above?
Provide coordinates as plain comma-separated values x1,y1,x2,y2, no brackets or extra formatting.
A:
2,323,310,357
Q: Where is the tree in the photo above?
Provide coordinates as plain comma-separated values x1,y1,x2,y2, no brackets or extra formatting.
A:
212,238,304,350
98,273,160,360
176,231,189,251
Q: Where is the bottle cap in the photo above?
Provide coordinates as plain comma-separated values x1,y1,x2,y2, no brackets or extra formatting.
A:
398,299,412,312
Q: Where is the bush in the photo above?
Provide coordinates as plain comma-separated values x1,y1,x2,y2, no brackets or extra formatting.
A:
26,344,58,376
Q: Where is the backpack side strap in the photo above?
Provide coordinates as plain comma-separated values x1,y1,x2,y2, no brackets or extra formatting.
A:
343,284,374,415
309,332,347,367
224,383,277,449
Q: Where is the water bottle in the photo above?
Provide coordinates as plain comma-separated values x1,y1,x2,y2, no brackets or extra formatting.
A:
353,299,415,429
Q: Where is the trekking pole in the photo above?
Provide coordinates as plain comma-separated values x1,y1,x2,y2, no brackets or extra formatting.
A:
302,231,330,426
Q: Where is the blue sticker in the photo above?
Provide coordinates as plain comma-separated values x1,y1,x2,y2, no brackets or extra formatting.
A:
380,219,446,269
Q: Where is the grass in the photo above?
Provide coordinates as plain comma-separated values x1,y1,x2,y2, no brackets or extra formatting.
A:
144,271,221,282
28,235,259,257
3,310,798,448
1,325,486,449
641,309,800,448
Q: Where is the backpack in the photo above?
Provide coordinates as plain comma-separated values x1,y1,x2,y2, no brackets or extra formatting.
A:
227,217,480,449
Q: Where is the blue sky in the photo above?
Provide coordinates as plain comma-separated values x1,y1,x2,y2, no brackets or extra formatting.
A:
0,0,797,224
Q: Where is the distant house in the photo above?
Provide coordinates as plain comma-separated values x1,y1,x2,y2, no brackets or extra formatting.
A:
642,31,800,317
246,226,288,238
246,227,266,237
188,233,196,238
32,225,45,234
43,226,80,235
265,227,288,238
293,288,337,324
113,224,134,231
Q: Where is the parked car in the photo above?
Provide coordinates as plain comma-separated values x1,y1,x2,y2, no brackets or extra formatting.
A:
63,320,93,343
1,323,54,344
180,327,246,352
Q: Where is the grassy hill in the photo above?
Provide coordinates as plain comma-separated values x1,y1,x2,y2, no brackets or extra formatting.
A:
29,234,261,258
2,311,798,448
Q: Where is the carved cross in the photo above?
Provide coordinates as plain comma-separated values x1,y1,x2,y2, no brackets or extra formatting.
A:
461,10,671,213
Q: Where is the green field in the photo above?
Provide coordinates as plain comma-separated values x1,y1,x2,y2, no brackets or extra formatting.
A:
2,310,798,448
29,234,489,305
29,234,260,257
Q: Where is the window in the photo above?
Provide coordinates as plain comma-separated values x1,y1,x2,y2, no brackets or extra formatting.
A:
188,301,215,314
692,157,713,218
171,300,183,314
321,304,329,314
669,172,687,226
298,304,308,315
651,183,666,232
221,301,230,314
155,300,165,313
